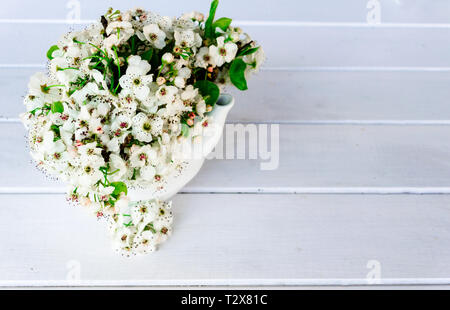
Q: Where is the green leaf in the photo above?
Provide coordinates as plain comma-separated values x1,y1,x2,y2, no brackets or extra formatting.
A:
194,80,220,106
46,45,59,60
144,223,157,233
229,58,248,91
205,0,219,39
213,17,232,32
141,48,153,62
50,101,64,114
181,123,190,137
29,108,39,116
238,46,259,57
110,182,128,199
50,124,61,141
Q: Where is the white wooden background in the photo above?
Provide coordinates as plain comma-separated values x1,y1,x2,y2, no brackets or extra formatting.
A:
1,0,450,288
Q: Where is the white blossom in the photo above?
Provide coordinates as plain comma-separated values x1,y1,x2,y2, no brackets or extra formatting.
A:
209,36,238,67
143,24,166,49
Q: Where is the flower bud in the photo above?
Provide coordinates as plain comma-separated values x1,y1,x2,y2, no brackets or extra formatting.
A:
156,76,166,85
162,53,174,63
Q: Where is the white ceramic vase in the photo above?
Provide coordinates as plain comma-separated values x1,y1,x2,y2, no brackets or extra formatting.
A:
128,94,234,201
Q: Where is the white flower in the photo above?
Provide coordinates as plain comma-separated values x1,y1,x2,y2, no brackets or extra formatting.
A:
78,142,102,160
112,227,135,256
129,145,157,167
162,53,174,63
130,201,158,225
106,21,134,41
165,98,191,116
196,101,206,117
133,230,157,254
119,72,153,101
156,85,178,104
78,156,105,186
131,113,154,142
71,82,100,105
209,36,238,67
126,55,151,76
97,183,115,198
173,67,191,89
42,131,66,156
88,117,104,135
181,85,198,101
143,24,166,49
243,46,266,73
108,154,128,181
181,11,204,22
111,114,132,131
195,47,215,68
174,77,186,88
140,165,156,181
23,94,45,112
106,137,120,153
53,58,83,85
28,72,61,101
178,67,191,79
174,29,196,47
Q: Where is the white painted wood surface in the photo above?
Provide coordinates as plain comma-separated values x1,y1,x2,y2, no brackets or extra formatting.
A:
1,0,450,287
1,194,449,286
1,0,450,23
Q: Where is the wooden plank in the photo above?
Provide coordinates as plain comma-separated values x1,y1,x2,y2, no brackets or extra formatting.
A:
1,0,449,23
1,25,450,67
2,123,450,191
4,68,450,121
0,194,449,286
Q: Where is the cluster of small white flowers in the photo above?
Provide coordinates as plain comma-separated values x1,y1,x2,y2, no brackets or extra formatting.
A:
108,199,173,256
21,1,263,255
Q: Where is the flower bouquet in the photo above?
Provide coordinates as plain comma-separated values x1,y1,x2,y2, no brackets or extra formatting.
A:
21,0,264,256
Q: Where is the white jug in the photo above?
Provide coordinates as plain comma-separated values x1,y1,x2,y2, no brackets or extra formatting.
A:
128,94,235,201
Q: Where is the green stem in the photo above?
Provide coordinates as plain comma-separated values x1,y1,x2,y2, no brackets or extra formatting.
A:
57,67,79,71
112,46,121,94
157,61,166,78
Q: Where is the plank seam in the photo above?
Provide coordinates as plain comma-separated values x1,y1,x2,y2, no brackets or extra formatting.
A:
1,278,449,287
1,19,450,28
3,187,450,195
3,64,450,72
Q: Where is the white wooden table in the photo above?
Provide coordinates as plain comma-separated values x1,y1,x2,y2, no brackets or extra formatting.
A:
1,0,450,288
